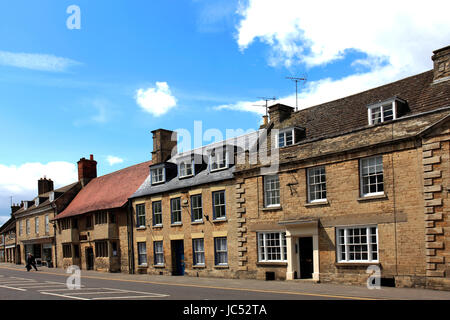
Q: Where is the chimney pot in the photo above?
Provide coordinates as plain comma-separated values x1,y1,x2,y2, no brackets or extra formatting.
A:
432,45,450,82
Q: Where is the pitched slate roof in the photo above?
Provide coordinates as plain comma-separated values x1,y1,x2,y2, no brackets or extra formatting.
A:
130,131,260,199
13,182,80,217
56,161,152,219
278,70,450,141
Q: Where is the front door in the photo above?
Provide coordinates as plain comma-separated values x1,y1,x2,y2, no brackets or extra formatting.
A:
299,237,313,279
171,240,185,276
86,247,94,270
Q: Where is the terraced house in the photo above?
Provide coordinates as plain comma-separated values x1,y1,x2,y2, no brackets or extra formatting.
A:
233,46,450,289
54,155,151,273
13,177,81,267
0,209,18,264
129,129,257,277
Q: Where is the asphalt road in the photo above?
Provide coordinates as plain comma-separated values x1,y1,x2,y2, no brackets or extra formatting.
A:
0,266,346,301
1,264,450,301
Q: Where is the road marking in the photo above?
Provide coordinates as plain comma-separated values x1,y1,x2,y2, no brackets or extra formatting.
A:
0,266,381,300
17,283,67,289
93,294,169,300
0,281,36,285
0,285,27,291
39,291,90,300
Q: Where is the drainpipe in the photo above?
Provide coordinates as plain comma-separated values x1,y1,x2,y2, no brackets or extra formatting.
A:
51,203,58,268
127,200,135,274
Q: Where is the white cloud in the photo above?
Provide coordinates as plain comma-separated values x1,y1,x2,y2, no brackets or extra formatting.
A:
106,155,124,166
220,0,450,115
236,0,449,71
0,50,81,72
0,161,77,216
135,82,177,116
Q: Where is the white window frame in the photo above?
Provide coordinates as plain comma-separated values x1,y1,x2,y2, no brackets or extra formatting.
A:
212,190,226,220
150,167,165,185
214,237,228,266
336,225,379,263
179,159,194,178
368,101,396,125
278,128,295,148
190,194,203,222
35,217,39,234
192,238,205,266
170,197,182,225
26,219,30,235
136,204,146,228
307,166,327,203
137,242,147,266
45,215,49,234
153,241,164,266
360,156,384,197
257,232,287,262
19,221,23,236
49,192,55,202
210,149,228,172
152,201,163,226
264,175,280,207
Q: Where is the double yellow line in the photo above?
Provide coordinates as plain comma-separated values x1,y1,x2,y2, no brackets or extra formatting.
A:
0,265,381,300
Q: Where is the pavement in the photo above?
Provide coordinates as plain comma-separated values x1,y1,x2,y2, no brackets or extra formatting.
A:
0,262,450,300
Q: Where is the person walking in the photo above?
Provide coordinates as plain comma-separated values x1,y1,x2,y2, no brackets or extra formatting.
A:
26,253,38,271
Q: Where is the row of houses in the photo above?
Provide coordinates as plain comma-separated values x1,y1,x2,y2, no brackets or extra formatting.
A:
1,46,449,290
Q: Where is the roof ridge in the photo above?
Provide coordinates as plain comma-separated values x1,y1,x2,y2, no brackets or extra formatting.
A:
292,70,433,114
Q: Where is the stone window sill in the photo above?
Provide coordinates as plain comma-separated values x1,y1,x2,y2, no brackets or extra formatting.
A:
212,218,227,223
214,265,229,269
152,225,163,229
256,262,288,267
305,200,329,207
191,221,204,225
262,206,282,212
357,194,387,202
136,226,146,231
137,264,148,268
335,262,380,268
153,264,166,268
171,223,183,227
193,265,206,269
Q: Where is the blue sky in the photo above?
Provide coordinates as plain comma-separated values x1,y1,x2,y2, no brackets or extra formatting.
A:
0,0,449,222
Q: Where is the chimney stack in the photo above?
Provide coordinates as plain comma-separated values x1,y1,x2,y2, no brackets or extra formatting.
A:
432,45,450,83
78,154,97,187
38,177,54,195
151,129,177,164
11,204,20,215
268,103,294,124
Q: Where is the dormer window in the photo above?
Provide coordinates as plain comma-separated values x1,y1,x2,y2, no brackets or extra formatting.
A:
49,192,55,202
150,167,165,184
24,202,28,210
210,148,228,172
35,198,39,207
179,155,194,178
277,127,305,148
367,97,407,125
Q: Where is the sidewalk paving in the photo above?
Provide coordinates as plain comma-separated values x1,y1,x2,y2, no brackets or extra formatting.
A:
1,262,449,300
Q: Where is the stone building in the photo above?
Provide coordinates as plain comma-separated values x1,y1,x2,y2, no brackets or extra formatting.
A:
54,155,151,273
129,129,257,277
0,207,19,263
232,46,450,289
13,178,81,267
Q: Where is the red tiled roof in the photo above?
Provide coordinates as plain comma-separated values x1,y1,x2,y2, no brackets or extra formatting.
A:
56,161,151,219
